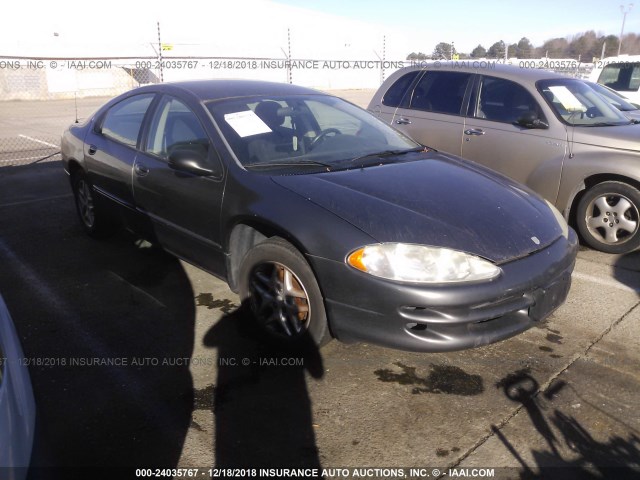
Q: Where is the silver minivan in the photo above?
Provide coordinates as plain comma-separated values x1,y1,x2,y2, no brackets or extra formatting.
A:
369,62,640,254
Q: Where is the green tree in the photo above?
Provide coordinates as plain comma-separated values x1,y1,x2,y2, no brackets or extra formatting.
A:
487,40,505,59
517,37,533,58
406,52,429,61
507,43,518,58
432,42,454,60
601,35,620,57
470,44,486,58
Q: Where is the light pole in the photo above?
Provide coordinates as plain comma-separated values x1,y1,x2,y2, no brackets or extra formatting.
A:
618,3,634,56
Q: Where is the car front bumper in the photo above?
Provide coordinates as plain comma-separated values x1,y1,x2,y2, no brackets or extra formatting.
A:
310,230,578,352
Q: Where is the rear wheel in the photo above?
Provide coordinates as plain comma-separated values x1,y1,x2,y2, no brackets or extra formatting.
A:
576,181,640,254
238,237,331,347
72,171,116,238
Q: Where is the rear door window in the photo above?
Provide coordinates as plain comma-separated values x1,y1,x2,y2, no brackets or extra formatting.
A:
100,94,155,147
409,71,472,115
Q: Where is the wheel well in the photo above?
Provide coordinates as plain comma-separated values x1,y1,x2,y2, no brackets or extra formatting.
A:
67,159,83,182
226,223,305,293
569,174,640,229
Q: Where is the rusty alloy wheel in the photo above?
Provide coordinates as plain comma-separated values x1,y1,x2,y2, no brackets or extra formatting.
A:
248,261,311,338
239,237,330,346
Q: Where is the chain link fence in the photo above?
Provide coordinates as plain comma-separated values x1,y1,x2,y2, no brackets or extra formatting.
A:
0,55,400,167
0,55,597,168
0,58,159,167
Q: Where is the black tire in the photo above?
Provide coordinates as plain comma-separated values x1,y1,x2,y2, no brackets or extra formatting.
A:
71,171,116,238
238,237,331,347
576,181,640,254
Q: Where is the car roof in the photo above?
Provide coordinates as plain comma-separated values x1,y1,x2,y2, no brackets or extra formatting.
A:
134,79,325,101
395,61,572,86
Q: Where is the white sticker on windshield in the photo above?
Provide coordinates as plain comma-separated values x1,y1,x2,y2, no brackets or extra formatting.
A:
548,86,586,112
224,110,272,137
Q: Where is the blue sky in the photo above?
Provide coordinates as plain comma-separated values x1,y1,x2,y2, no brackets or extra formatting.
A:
2,0,637,57
274,0,637,51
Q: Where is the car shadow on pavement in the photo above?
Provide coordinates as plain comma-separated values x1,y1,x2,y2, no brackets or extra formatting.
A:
202,303,324,469
492,369,640,479
613,251,640,297
24,236,195,478
0,187,196,479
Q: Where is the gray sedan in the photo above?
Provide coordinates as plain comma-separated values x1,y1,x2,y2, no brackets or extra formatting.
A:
61,80,576,351
369,63,640,254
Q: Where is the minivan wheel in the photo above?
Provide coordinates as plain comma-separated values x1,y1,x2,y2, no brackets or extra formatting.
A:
72,172,116,238
576,181,640,254
238,237,331,346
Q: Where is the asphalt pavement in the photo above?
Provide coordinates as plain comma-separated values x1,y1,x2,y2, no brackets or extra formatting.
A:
0,90,638,479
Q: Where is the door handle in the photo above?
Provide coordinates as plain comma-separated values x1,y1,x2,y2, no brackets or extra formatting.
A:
396,117,412,125
464,128,485,136
134,163,150,177
88,144,97,155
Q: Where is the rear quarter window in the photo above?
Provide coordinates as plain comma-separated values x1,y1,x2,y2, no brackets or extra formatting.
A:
382,71,420,107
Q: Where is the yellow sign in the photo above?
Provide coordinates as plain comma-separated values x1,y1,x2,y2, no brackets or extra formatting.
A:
161,44,173,51
452,54,460,60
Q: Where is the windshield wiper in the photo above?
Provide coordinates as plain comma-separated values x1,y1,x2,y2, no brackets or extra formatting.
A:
582,122,628,127
348,146,427,165
244,159,332,170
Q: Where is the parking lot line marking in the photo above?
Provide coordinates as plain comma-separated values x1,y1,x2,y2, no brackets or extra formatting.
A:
0,156,59,164
17,134,59,149
573,271,640,294
0,193,73,208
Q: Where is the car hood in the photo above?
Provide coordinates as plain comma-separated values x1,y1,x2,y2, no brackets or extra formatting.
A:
572,122,640,150
272,153,563,264
623,110,640,121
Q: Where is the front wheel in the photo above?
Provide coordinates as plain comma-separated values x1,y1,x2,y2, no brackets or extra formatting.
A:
238,237,331,347
576,181,640,254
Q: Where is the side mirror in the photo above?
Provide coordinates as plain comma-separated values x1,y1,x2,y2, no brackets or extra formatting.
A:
168,147,217,177
515,111,549,129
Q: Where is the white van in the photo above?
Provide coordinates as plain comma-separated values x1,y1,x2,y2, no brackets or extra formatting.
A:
591,55,640,104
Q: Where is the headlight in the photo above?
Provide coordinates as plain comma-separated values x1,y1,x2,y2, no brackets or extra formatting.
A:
346,243,501,284
544,200,569,238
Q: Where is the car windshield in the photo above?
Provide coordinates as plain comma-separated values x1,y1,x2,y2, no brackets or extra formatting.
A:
587,82,638,112
538,79,632,126
207,94,418,171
